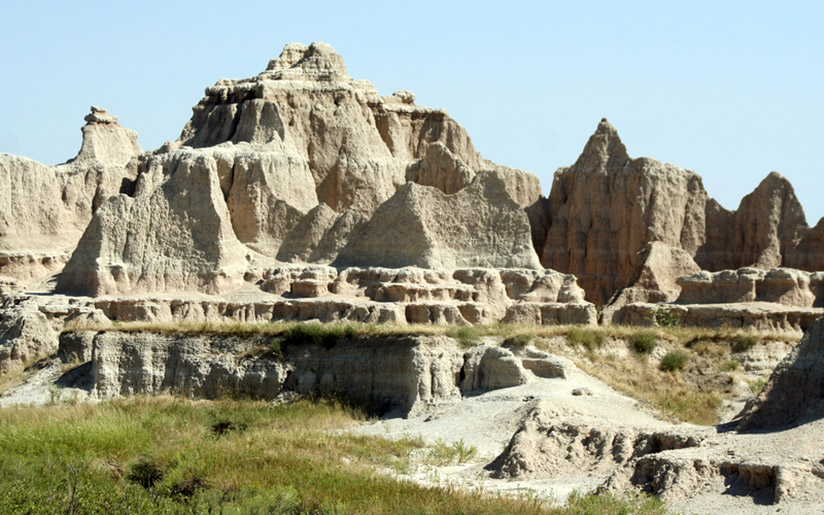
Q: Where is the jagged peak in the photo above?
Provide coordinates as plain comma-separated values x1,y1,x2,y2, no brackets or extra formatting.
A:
262,42,348,81
571,118,630,174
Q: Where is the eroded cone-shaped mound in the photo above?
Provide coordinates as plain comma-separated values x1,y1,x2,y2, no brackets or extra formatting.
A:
336,170,542,269
736,315,824,431
58,151,248,296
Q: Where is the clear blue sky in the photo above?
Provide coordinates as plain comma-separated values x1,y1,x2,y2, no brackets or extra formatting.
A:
2,1,822,223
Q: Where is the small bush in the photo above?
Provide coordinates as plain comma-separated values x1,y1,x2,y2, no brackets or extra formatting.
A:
732,334,758,353
283,323,356,349
660,349,690,371
127,458,164,489
502,333,533,348
211,420,248,436
426,439,477,465
631,330,657,354
654,309,681,328
567,327,605,352
748,377,767,395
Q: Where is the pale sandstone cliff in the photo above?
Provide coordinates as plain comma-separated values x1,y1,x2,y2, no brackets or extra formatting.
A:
695,172,809,271
540,118,823,308
541,119,707,305
57,42,545,297
0,107,140,285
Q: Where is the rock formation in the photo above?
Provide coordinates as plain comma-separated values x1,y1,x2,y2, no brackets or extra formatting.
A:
56,42,546,297
736,315,824,431
540,119,708,305
59,329,571,416
695,172,809,271
0,41,820,333
539,118,824,307
0,107,139,286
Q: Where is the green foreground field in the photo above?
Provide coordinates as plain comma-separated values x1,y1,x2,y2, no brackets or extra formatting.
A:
0,397,664,514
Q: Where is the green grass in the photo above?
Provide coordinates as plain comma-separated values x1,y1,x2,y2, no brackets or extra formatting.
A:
0,397,664,514
426,439,477,466
630,330,658,355
282,322,357,349
732,334,759,353
748,377,767,396
566,327,605,352
660,349,690,371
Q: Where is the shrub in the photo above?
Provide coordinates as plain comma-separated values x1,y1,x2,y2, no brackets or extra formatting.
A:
282,323,356,349
502,333,533,348
567,327,605,352
748,377,767,395
426,439,477,465
631,331,657,354
127,458,164,489
732,334,758,353
719,360,740,372
660,349,690,371
653,309,681,328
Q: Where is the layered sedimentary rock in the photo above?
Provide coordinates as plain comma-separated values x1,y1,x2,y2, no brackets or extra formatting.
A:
85,265,595,326
0,107,140,284
56,42,545,297
541,118,824,307
336,171,541,269
696,172,809,271
601,242,701,323
541,119,707,305
736,315,824,431
676,268,824,307
60,330,570,416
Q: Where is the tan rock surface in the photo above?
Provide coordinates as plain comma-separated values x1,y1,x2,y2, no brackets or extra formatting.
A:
0,107,140,285
55,43,545,296
336,171,542,269
676,267,823,307
541,119,708,305
736,315,824,431
72,106,143,168
601,241,701,323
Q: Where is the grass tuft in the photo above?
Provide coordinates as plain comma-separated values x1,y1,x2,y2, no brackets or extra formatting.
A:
660,349,690,372
566,327,605,352
732,334,759,353
630,330,658,354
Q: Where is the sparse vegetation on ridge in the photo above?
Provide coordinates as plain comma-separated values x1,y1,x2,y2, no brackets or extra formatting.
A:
66,319,798,345
0,396,665,514
54,321,797,426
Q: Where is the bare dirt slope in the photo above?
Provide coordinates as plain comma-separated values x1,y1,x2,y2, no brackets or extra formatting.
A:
352,350,824,514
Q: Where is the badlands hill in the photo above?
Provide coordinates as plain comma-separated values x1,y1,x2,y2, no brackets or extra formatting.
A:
0,42,820,315
2,41,824,512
